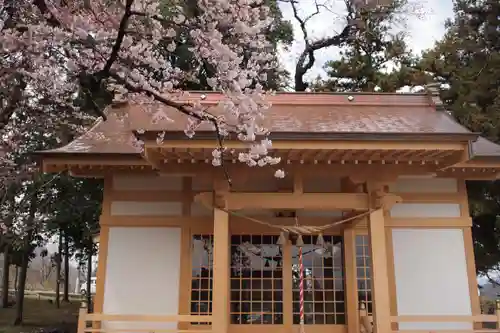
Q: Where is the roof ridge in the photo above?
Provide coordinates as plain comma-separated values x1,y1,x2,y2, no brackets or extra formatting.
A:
423,83,445,111
160,90,430,97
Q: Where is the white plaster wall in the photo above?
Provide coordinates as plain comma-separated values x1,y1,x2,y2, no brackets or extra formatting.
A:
103,227,181,330
110,201,182,216
113,174,183,191
190,202,212,216
390,203,461,218
389,177,458,193
392,229,472,330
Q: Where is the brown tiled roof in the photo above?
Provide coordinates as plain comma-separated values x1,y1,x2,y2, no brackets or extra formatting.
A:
470,137,500,160
37,92,500,159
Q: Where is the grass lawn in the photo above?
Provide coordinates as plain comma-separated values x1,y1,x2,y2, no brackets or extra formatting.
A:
0,298,80,333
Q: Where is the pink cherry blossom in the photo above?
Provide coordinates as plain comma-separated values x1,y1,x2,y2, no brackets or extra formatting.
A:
0,0,280,177
0,0,383,182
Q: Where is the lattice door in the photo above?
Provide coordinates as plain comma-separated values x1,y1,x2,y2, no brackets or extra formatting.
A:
190,233,347,327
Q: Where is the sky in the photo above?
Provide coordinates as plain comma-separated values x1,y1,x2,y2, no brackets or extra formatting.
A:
277,0,455,82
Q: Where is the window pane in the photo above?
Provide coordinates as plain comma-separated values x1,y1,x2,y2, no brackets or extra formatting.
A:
355,235,372,315
292,235,345,325
190,235,213,324
230,235,283,325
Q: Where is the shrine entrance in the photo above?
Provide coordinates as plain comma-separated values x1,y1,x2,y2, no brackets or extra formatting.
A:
191,232,347,333
190,180,400,333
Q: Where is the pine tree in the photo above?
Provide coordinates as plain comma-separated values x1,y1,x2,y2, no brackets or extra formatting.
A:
412,0,500,280
312,0,429,92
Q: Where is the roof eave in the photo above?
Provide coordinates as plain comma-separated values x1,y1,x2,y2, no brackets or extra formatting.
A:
34,150,141,158
134,130,481,143
469,155,500,162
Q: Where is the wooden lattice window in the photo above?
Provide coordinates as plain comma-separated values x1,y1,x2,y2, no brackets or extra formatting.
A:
356,235,372,314
191,234,213,322
291,235,345,325
230,235,284,325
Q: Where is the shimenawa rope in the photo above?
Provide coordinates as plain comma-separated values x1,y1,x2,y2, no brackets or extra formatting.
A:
214,207,376,234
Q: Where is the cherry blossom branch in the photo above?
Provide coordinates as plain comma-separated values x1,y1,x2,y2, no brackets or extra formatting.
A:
213,125,232,187
1,0,285,178
32,0,62,27
100,0,133,77
109,72,215,123
109,71,233,184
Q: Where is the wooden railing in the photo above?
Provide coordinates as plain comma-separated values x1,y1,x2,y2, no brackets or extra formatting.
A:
359,302,500,333
77,303,213,333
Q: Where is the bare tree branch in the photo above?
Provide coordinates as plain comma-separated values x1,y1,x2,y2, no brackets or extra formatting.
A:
285,0,356,91
32,0,63,27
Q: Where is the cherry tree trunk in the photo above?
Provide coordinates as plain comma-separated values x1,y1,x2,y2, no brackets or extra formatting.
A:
63,230,69,302
86,241,92,312
2,245,10,308
56,230,62,308
13,239,31,326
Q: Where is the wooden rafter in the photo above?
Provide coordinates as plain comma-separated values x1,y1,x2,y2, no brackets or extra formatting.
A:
151,148,465,163
43,160,500,181
138,138,469,172
146,139,467,151
41,139,500,180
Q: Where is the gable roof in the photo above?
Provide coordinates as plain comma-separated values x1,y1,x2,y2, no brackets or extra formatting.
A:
38,91,500,161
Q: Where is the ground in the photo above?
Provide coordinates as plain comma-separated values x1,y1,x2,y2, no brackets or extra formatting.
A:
0,298,79,333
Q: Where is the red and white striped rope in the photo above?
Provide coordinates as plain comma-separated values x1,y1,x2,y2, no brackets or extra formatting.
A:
298,246,305,332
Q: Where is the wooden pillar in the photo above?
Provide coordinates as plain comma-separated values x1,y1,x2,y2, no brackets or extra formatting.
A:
343,226,359,333
212,207,230,333
368,208,392,333
342,177,361,333
282,239,293,331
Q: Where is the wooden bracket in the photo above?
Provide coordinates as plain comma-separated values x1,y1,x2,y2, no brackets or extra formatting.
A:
293,171,304,194
142,147,163,171
371,190,402,210
194,192,227,210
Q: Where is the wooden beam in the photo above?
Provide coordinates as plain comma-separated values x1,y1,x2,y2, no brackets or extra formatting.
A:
51,162,500,181
387,217,472,228
368,209,392,333
46,161,441,178
195,192,370,210
101,215,473,228
212,208,230,333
